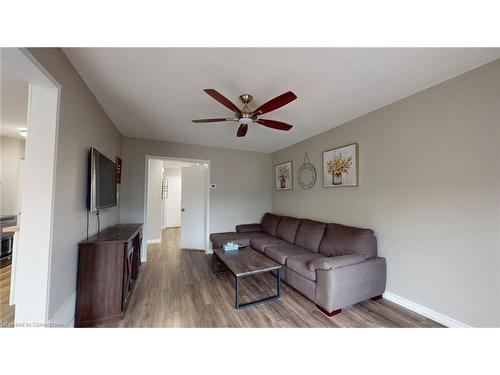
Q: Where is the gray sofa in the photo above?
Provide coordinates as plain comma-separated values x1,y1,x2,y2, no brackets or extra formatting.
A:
210,213,386,316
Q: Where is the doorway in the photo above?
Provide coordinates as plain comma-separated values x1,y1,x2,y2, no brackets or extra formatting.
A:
0,48,60,326
144,156,210,262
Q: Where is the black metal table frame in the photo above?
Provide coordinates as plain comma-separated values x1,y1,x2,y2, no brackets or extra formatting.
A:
212,251,281,310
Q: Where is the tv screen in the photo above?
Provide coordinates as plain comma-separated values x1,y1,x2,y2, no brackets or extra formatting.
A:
89,147,117,212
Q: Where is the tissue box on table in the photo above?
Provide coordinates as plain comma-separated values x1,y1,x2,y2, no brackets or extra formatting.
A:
223,242,240,252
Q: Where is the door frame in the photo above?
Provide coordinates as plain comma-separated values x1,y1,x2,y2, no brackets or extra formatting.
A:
2,48,61,325
142,155,211,262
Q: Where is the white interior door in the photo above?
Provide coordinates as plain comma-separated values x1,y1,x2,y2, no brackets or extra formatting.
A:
180,165,207,250
165,177,181,227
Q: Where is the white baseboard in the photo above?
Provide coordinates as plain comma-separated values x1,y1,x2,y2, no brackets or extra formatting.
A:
147,239,161,244
383,291,471,328
49,291,76,328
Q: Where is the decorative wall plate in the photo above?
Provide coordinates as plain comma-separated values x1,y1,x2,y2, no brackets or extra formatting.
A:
298,153,316,190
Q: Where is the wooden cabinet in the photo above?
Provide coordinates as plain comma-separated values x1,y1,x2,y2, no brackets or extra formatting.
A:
75,224,143,327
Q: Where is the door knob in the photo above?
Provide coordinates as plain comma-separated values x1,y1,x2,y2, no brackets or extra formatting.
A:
181,208,185,212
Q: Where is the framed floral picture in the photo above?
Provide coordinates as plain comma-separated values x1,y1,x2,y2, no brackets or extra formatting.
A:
323,143,358,187
275,161,293,191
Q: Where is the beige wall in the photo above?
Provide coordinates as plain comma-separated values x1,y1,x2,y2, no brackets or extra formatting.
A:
146,159,163,241
0,136,25,216
28,49,123,320
120,137,272,238
272,60,500,327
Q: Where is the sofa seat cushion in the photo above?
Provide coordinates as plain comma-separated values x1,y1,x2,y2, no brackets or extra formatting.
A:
264,244,312,265
210,231,266,249
250,235,288,253
294,219,326,252
286,253,324,281
319,223,377,258
261,213,282,236
276,216,302,243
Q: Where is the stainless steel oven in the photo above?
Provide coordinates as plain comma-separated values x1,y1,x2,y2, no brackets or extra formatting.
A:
0,215,17,267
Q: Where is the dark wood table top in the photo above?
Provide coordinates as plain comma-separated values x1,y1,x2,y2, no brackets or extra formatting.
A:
79,223,143,245
214,247,281,277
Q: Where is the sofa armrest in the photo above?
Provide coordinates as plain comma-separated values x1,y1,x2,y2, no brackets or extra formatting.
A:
308,254,365,271
236,223,262,233
314,257,386,312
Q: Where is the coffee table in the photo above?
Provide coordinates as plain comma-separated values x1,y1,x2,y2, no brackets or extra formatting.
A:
212,247,282,310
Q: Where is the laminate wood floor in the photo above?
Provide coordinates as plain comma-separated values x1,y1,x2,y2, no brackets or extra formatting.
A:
101,228,443,328
0,264,15,327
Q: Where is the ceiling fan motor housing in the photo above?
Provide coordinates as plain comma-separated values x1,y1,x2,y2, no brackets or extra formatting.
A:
239,94,253,104
238,94,255,122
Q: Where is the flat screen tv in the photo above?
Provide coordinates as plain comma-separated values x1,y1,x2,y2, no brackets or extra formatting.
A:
88,147,117,212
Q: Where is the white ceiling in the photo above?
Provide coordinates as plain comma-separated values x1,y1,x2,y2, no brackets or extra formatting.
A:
1,61,29,139
63,48,500,153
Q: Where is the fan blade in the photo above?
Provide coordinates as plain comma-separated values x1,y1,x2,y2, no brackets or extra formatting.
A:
256,119,293,131
237,124,248,137
192,118,236,123
253,91,297,115
204,89,242,114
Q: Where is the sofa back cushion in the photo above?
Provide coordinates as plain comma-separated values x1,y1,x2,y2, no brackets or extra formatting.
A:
261,213,282,236
276,216,301,243
319,223,377,259
294,219,326,252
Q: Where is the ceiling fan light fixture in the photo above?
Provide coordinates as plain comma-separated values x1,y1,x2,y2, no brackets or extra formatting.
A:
238,117,253,125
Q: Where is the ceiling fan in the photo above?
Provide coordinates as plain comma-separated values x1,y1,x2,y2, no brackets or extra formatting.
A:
192,89,297,137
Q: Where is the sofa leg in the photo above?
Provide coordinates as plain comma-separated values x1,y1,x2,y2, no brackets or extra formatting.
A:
371,295,383,301
316,304,342,317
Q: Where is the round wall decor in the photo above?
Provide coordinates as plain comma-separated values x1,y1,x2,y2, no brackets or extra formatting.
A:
298,153,317,190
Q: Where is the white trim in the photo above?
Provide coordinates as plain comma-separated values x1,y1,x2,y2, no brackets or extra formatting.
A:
147,239,161,244
9,233,19,305
49,291,76,328
383,291,471,328
3,48,61,325
16,50,62,320
142,157,149,262
43,73,61,325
